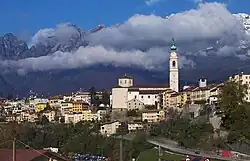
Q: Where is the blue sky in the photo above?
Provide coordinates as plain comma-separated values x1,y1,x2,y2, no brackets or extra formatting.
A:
0,0,249,36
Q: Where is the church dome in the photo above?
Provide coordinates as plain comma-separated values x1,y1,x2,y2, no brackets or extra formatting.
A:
170,38,177,51
171,44,177,50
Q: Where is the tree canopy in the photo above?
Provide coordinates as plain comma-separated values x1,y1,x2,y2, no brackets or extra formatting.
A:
219,79,250,145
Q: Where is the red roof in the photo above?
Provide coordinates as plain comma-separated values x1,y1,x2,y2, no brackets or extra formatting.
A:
0,149,48,161
0,149,68,161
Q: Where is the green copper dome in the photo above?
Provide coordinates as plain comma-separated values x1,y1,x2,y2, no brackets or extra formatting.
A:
170,38,177,51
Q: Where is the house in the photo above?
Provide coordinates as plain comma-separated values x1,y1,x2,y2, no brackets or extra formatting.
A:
128,122,143,132
35,103,47,113
162,89,184,109
182,79,221,105
60,101,73,115
43,111,56,122
182,104,202,119
64,113,83,124
72,101,89,113
100,121,121,136
141,110,165,123
29,98,48,107
127,98,145,110
72,91,91,104
48,95,63,108
0,149,69,161
20,112,38,122
82,110,93,121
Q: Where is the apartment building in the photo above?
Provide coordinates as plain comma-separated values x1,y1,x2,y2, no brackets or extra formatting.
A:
128,123,143,132
72,101,89,113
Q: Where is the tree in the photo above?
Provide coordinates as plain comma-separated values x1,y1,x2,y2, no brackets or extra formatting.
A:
127,110,138,117
89,86,97,105
219,79,250,144
219,80,247,116
219,79,247,129
60,117,65,124
101,90,110,105
40,115,49,125
93,96,100,107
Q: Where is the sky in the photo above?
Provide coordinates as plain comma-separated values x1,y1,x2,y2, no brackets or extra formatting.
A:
0,0,250,74
0,0,249,36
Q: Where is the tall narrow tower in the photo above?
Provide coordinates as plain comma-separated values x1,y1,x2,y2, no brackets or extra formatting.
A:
169,38,179,92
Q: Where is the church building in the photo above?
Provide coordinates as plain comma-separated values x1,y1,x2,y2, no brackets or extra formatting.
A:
110,40,179,110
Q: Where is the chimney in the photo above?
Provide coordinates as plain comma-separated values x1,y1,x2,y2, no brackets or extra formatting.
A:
199,78,207,87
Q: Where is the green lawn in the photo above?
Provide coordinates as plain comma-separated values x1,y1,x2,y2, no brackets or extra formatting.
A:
137,149,184,161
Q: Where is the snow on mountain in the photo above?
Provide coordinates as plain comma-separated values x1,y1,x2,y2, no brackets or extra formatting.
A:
233,13,250,35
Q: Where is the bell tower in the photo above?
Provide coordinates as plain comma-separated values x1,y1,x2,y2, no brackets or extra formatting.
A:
169,38,179,92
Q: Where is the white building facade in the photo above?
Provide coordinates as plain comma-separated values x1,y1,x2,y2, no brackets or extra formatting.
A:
111,76,168,109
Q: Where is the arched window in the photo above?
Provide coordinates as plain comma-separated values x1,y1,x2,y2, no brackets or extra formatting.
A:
172,61,176,68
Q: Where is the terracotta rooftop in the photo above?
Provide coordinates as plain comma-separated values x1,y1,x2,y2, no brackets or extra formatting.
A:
132,84,169,88
192,84,218,92
139,90,165,94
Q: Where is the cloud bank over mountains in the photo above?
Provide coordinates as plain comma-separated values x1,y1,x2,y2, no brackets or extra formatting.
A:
1,2,250,74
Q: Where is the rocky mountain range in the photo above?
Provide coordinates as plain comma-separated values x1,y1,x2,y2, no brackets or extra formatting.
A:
0,13,250,97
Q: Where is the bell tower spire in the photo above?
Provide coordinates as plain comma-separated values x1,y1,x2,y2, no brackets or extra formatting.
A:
169,38,179,92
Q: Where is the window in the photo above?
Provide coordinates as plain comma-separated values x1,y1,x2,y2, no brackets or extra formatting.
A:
141,96,143,99
172,61,176,68
148,95,150,98
135,96,137,99
125,80,127,84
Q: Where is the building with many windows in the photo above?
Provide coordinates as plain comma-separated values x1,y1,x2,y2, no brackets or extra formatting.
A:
141,110,165,123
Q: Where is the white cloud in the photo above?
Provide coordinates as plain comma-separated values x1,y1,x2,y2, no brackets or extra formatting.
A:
30,23,79,46
2,2,250,74
1,46,193,73
88,2,247,49
145,0,162,6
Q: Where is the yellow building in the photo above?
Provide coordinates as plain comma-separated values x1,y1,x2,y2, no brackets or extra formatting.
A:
72,101,89,113
162,89,185,109
35,103,47,112
142,110,165,123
